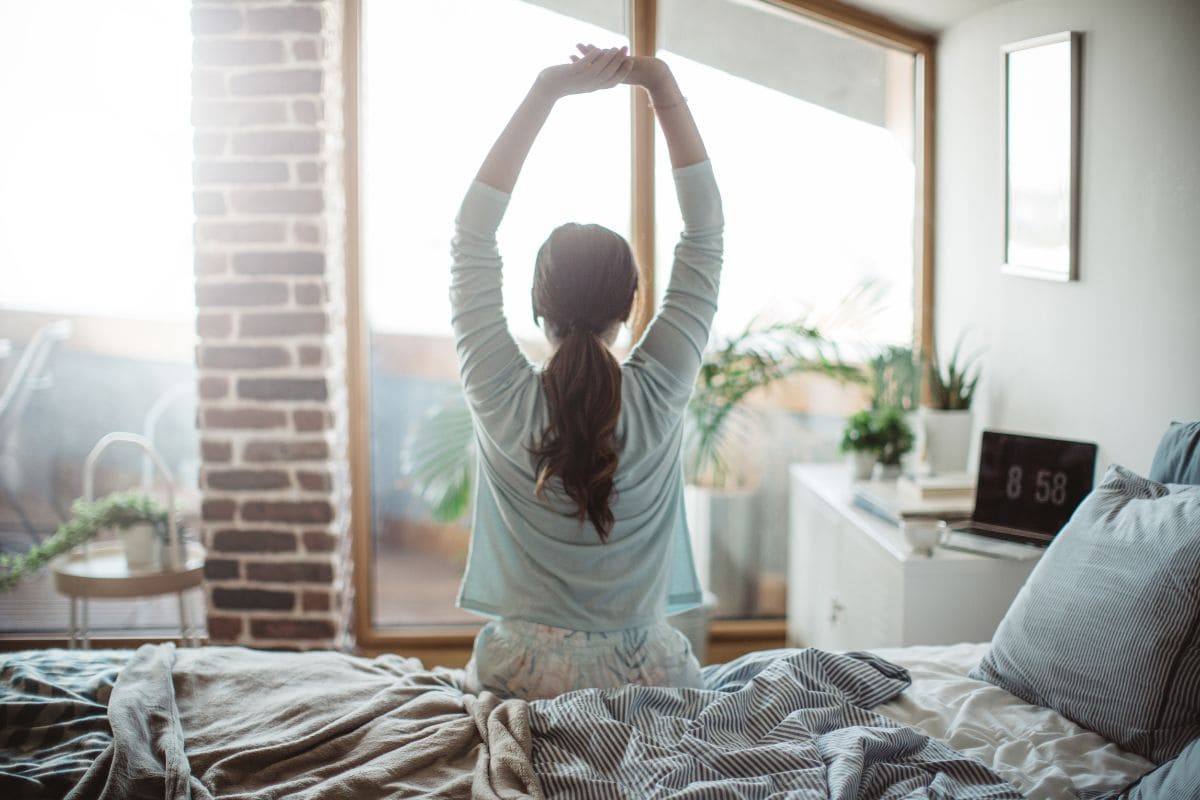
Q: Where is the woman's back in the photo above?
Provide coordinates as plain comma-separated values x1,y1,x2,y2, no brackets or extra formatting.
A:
452,161,723,632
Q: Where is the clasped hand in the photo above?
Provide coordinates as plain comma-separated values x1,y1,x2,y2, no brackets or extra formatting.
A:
537,44,666,99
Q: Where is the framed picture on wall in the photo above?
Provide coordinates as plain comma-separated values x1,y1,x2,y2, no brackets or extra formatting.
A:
1002,31,1081,281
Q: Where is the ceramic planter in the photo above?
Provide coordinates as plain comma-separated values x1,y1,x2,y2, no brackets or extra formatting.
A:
919,407,974,474
683,485,758,618
119,522,161,571
847,451,876,481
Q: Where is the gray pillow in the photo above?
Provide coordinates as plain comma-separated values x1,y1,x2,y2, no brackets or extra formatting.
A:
970,465,1200,764
1149,421,1200,485
1112,737,1200,799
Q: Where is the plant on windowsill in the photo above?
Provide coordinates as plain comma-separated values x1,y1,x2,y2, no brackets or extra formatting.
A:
0,493,170,592
919,333,982,474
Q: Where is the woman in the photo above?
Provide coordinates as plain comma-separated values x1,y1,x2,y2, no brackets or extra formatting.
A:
451,45,723,699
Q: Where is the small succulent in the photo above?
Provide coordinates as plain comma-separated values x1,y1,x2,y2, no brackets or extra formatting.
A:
925,334,981,411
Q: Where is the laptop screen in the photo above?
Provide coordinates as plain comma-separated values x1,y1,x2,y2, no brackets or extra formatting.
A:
974,430,1098,538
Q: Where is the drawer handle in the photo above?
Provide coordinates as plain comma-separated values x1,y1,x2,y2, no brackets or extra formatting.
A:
829,597,845,624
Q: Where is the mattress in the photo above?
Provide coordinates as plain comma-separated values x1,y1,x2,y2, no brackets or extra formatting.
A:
873,642,1155,799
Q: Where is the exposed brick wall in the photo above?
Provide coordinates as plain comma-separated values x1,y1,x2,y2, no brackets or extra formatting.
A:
191,0,351,650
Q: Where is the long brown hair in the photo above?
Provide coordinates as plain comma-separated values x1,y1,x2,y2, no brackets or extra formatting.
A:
530,223,638,542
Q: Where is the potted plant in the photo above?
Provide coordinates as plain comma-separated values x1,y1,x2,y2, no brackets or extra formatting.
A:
920,334,982,474
840,409,881,480
870,405,915,478
0,492,170,591
684,316,861,616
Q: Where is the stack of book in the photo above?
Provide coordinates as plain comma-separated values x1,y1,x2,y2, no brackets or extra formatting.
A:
896,473,975,503
852,473,975,527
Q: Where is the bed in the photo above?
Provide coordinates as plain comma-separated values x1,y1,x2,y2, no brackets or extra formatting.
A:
2,422,1196,799
0,640,1157,799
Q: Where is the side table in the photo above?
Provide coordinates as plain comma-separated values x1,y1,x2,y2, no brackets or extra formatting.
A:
788,463,1040,650
51,541,206,648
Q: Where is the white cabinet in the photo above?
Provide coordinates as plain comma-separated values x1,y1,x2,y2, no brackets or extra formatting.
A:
787,464,1039,651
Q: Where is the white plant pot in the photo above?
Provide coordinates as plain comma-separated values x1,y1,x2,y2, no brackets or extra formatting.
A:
683,485,758,618
873,462,902,481
848,451,876,481
119,522,161,571
920,408,974,475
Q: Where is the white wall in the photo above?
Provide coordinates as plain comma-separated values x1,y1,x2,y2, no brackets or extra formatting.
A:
936,0,1200,474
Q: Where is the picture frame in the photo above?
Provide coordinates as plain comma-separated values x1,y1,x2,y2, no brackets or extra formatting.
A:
1002,31,1081,282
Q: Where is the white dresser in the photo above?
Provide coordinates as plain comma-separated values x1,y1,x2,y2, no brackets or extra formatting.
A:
787,463,1040,651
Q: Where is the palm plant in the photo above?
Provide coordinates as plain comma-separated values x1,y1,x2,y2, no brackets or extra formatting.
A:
685,317,863,489
400,393,475,524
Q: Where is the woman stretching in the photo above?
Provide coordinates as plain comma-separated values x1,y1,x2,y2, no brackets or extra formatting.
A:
451,44,723,699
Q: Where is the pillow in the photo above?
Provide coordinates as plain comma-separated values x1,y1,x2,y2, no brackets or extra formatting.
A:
1149,420,1200,485
1108,737,1200,799
970,465,1200,764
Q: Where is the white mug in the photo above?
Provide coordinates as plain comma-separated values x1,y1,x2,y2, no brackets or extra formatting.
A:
900,519,949,556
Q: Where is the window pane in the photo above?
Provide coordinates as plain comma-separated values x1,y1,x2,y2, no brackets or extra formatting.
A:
0,1,199,635
656,0,915,347
655,0,917,621
361,0,629,627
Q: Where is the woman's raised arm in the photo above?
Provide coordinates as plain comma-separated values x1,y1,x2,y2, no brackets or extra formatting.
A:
474,46,633,193
452,47,633,423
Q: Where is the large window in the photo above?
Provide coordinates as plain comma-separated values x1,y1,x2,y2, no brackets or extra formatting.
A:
0,1,198,635
351,0,932,640
360,0,630,628
655,0,915,345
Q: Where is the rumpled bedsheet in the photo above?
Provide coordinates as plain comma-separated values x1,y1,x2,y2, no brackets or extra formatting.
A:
0,648,123,799
9,643,540,800
2,645,1025,799
530,648,1024,799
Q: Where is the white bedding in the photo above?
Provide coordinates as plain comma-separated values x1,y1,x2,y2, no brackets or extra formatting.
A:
872,642,1154,799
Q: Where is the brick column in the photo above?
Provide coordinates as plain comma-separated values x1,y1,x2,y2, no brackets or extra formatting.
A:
191,0,352,649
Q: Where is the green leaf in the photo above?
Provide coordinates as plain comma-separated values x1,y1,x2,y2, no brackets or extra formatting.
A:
401,393,476,524
1,493,171,592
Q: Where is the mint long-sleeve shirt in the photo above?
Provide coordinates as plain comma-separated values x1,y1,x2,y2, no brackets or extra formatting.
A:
450,159,723,632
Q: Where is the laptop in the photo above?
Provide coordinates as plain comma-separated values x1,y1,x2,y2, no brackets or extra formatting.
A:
943,430,1098,557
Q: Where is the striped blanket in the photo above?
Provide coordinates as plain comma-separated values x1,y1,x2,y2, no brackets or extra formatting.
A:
1,646,1023,799
532,648,1023,798
0,649,124,799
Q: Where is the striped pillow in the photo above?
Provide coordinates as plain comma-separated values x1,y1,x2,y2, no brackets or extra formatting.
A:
1149,420,1200,485
970,465,1200,764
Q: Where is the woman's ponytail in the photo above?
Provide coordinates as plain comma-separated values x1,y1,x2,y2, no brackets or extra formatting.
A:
530,223,638,543
532,327,622,541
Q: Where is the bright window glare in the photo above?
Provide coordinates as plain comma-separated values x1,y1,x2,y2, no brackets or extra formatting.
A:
0,1,194,321
655,53,915,345
362,0,630,340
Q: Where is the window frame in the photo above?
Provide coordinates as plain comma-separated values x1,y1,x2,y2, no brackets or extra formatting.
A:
344,0,936,658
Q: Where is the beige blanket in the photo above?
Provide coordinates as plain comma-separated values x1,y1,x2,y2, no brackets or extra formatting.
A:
67,644,541,800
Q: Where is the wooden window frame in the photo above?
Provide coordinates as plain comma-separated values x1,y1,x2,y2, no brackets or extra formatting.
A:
344,0,936,661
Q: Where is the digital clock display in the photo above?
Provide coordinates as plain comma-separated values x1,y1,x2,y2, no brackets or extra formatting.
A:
974,431,1098,538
